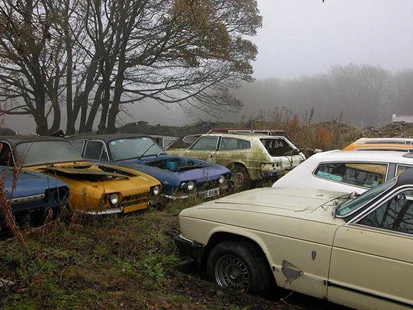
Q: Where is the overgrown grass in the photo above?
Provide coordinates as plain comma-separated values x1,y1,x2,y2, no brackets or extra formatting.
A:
4,119,402,309
0,205,185,309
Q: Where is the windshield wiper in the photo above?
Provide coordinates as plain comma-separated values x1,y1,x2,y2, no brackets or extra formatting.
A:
138,142,156,160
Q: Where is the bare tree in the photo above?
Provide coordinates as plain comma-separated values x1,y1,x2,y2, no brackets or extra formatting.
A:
392,69,413,114
0,0,262,135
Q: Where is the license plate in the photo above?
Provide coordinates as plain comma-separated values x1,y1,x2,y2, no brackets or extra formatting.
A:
123,202,148,213
203,188,220,199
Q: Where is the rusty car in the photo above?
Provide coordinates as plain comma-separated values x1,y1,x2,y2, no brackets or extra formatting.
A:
69,134,232,200
0,136,161,215
167,132,306,190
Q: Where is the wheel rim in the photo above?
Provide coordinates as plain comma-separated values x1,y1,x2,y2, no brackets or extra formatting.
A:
233,171,245,187
214,254,250,291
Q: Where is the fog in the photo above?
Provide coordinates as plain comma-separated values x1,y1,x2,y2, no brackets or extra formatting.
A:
252,0,413,79
4,0,413,134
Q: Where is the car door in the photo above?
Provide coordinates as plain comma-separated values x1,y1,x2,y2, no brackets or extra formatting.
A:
184,136,220,163
215,137,252,167
328,188,413,309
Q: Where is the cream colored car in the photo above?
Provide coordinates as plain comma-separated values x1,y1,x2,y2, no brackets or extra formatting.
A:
175,170,413,309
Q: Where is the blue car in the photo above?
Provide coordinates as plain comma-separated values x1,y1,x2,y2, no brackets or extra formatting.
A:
69,134,232,200
1,167,69,222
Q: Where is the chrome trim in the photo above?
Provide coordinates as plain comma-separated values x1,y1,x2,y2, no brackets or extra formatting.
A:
328,281,413,308
347,184,413,224
10,194,45,204
80,207,123,215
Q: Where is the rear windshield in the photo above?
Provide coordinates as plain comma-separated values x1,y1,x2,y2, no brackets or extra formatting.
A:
260,138,294,156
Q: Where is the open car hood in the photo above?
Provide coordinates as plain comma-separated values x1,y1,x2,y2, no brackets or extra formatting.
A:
40,163,136,181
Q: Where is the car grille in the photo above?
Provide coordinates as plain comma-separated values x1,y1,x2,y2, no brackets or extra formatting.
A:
197,179,221,191
120,193,148,207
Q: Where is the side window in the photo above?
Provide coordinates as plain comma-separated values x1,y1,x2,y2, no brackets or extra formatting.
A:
358,189,413,235
396,165,413,176
220,138,251,151
261,138,292,156
190,137,219,151
0,142,13,166
83,141,108,160
314,163,386,188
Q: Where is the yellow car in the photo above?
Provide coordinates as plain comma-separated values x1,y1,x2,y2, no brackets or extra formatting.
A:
343,137,413,151
0,136,161,215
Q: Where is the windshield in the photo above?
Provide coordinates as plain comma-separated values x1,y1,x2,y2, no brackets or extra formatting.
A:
336,177,397,217
16,141,83,166
108,137,163,161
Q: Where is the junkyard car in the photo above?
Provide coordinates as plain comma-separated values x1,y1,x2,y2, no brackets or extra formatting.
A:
0,167,68,223
0,136,161,215
175,170,413,310
343,137,413,151
273,149,413,194
168,133,306,189
69,134,232,200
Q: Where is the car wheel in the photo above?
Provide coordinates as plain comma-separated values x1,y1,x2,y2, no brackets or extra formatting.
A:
231,165,251,190
206,240,272,296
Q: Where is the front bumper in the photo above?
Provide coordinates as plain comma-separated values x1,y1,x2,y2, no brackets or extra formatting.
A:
174,234,205,267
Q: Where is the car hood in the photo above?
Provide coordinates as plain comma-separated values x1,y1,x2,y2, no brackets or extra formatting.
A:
179,187,350,246
119,156,230,183
3,169,67,199
181,187,350,224
34,162,139,182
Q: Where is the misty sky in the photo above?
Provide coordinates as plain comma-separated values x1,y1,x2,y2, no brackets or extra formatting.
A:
5,0,413,133
252,0,413,79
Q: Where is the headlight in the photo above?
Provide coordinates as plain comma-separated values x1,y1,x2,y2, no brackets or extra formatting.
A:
109,193,119,206
180,181,195,191
151,185,160,196
219,176,225,184
187,181,195,191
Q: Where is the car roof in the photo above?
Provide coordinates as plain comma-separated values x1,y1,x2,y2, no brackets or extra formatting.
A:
354,137,413,144
68,133,153,143
343,137,413,151
201,133,290,140
310,149,413,163
0,135,67,147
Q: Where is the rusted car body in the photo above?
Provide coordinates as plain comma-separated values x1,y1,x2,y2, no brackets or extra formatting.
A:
1,167,68,223
69,134,232,200
168,133,306,189
0,136,161,215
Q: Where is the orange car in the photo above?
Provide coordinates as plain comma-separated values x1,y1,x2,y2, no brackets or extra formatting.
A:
343,137,413,152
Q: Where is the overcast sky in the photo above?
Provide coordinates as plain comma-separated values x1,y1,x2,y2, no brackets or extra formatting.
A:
252,0,413,79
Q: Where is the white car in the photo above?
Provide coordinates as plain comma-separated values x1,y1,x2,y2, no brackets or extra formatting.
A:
175,170,413,310
273,150,413,194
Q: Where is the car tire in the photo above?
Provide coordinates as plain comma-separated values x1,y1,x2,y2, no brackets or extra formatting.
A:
206,240,272,297
231,165,251,190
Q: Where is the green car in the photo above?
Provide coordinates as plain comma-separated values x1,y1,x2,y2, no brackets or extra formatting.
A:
168,132,306,190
